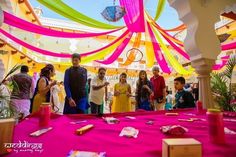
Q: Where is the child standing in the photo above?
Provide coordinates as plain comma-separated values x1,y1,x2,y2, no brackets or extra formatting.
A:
165,90,173,110
173,77,195,109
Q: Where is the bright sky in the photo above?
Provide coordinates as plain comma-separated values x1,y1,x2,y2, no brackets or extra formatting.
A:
29,0,182,29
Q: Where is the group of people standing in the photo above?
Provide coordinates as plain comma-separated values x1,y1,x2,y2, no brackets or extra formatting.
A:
7,53,196,119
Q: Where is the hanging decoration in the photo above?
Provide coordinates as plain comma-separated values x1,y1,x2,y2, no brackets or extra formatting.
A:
221,41,236,51
37,0,121,29
3,11,124,38
0,28,129,58
126,48,143,62
148,14,184,46
154,0,166,21
0,0,233,74
119,0,145,32
96,32,133,64
80,30,130,64
151,24,193,74
212,56,229,70
163,24,186,32
120,33,142,66
101,5,126,22
144,21,155,68
146,22,171,73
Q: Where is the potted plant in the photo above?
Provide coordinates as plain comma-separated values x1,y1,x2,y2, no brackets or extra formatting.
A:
211,55,236,112
0,63,22,155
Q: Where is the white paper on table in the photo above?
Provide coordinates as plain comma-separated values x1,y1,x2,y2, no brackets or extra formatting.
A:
224,127,236,135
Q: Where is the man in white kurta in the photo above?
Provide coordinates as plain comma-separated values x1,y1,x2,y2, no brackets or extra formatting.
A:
89,68,109,115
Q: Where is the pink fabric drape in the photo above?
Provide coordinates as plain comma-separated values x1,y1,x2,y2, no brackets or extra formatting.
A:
96,32,133,64
154,21,236,60
160,31,190,60
221,56,229,59
0,29,129,58
154,23,184,47
222,41,236,51
3,11,123,38
212,60,228,70
119,0,145,32
147,23,171,73
212,56,229,70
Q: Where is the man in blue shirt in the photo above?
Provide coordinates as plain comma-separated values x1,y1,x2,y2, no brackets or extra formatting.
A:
63,53,88,114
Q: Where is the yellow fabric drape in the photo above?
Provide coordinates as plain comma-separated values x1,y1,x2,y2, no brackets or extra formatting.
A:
227,30,236,39
154,0,166,21
81,32,131,64
151,25,194,75
145,12,184,46
144,21,155,68
119,33,142,66
37,0,121,29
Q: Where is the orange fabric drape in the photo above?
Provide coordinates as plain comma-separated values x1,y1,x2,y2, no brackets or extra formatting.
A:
119,33,142,66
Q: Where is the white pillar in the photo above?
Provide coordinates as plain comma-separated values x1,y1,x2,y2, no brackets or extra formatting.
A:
168,0,235,109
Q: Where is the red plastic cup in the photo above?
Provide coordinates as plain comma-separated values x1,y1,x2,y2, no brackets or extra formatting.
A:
196,101,203,113
39,103,51,128
207,109,225,144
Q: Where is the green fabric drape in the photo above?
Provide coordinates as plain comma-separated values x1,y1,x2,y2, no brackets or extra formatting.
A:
154,0,166,21
37,0,122,29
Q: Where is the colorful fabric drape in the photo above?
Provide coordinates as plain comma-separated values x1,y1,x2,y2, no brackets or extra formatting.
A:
212,60,228,70
154,0,166,21
146,14,190,60
3,11,124,38
145,12,183,46
0,29,70,58
212,56,229,70
37,0,121,29
151,24,193,75
0,28,129,58
149,19,183,46
96,32,133,64
221,41,236,51
156,27,184,46
119,33,141,66
81,31,130,64
144,22,155,68
227,30,236,39
119,0,145,32
158,29,190,60
146,22,171,73
163,24,186,32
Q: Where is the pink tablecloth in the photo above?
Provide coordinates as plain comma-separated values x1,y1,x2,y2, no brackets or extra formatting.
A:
5,109,236,157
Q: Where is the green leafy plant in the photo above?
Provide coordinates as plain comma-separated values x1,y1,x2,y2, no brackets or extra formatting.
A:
211,55,236,111
0,64,22,86
0,64,22,119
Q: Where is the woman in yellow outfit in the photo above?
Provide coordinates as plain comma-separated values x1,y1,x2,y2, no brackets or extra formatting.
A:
111,73,132,113
32,64,56,113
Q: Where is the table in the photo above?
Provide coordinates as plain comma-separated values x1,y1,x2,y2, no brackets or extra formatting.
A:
5,109,236,157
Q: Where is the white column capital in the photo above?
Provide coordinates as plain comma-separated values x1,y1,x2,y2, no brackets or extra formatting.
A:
167,0,235,109
168,0,236,62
